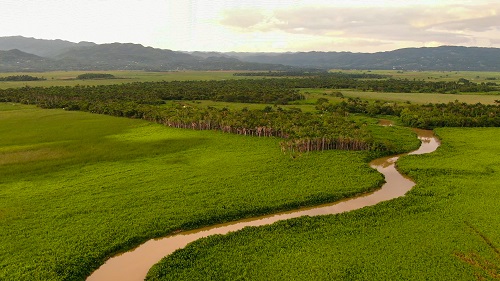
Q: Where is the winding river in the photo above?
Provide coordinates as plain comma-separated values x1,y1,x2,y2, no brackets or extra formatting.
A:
87,125,440,281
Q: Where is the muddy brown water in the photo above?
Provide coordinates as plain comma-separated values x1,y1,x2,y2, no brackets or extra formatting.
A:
87,127,440,281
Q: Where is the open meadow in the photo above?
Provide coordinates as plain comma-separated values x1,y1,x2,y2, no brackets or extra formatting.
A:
332,69,500,83
299,89,500,104
0,103,418,280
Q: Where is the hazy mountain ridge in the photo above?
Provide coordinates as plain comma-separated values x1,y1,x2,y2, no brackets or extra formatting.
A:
2,36,500,71
0,36,292,71
54,43,201,70
0,49,56,72
0,36,96,58
224,46,500,71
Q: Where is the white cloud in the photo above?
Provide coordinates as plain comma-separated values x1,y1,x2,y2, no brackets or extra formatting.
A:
218,3,500,51
430,14,500,32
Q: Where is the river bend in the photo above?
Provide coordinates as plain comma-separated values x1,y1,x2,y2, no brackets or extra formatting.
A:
87,127,440,281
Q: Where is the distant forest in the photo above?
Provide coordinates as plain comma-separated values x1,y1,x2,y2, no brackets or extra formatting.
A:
0,75,46,81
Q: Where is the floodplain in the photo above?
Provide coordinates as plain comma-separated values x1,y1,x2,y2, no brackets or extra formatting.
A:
0,70,499,280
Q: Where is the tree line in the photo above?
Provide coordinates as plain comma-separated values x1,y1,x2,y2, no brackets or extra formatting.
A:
0,81,387,154
235,72,498,93
0,75,46,81
1,78,498,154
234,71,390,79
76,73,116,80
0,79,304,106
317,97,500,129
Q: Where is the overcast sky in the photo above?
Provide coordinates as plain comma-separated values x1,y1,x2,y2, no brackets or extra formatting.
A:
2,0,499,52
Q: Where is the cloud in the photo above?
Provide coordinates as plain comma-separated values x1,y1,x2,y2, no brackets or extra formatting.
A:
219,9,269,29
219,4,499,48
430,14,500,32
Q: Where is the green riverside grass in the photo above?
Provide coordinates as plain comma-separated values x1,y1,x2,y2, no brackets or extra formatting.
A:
0,103,417,280
146,127,500,280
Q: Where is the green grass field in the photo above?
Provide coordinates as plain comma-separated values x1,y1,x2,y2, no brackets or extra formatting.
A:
1,70,499,280
301,88,500,105
341,90,500,104
1,69,500,87
146,127,500,281
332,69,500,83
0,103,418,280
170,87,500,114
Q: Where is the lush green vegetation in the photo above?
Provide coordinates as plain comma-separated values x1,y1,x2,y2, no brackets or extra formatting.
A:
316,98,500,128
1,70,499,280
146,127,500,281
399,102,500,128
0,79,304,105
1,76,498,155
0,103,419,280
76,73,116,80
0,81,410,154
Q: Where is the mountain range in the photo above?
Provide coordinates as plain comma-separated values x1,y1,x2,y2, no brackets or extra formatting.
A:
225,46,500,71
2,36,500,72
0,36,291,72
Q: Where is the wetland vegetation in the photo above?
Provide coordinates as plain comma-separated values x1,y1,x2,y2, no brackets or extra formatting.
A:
0,70,499,280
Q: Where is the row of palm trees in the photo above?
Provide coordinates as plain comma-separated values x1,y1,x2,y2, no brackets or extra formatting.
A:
35,97,378,154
